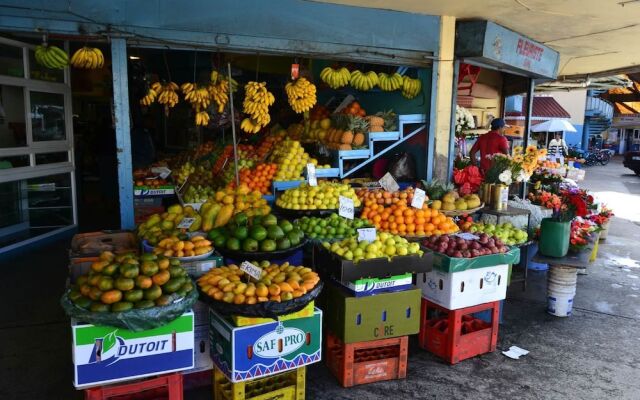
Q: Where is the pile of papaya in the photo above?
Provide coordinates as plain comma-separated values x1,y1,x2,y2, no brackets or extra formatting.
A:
68,251,194,313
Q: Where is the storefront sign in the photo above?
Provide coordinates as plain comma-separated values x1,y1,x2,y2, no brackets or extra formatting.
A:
456,21,559,79
613,115,640,127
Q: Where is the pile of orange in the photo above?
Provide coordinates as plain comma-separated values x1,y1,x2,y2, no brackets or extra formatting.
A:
360,189,458,237
356,187,420,205
230,163,278,194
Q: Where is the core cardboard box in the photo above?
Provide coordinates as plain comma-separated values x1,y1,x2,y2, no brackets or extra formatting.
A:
71,312,194,388
313,245,433,283
321,283,421,343
209,308,322,383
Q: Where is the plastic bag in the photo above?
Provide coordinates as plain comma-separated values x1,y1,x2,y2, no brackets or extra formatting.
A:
60,285,199,332
388,152,416,181
200,281,323,319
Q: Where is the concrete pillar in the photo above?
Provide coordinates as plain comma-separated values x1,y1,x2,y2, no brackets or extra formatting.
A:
432,16,456,181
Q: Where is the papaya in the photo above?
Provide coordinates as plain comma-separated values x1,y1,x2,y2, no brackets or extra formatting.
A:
145,213,162,227
214,204,234,228
199,202,213,217
202,203,222,231
189,215,202,232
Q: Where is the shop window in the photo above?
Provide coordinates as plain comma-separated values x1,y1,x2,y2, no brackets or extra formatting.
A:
0,43,24,78
30,91,66,142
0,84,27,148
35,151,68,165
0,155,30,169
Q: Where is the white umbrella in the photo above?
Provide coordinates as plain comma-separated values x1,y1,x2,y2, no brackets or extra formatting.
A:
530,119,577,133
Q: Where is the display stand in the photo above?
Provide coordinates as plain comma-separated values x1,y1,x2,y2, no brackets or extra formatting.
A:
476,206,532,290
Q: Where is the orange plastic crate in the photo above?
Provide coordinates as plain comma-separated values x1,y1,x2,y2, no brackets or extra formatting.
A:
84,373,183,400
418,298,499,364
325,332,408,387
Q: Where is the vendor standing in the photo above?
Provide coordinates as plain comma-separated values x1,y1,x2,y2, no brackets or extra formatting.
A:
469,118,510,173
548,132,568,163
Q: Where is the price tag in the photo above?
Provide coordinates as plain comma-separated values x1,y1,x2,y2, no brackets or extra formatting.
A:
338,196,354,220
152,167,172,179
411,188,426,209
177,217,196,229
379,172,399,193
240,261,263,281
455,232,479,241
357,227,376,242
306,163,317,187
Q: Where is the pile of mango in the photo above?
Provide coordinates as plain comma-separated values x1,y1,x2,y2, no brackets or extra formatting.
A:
68,252,194,313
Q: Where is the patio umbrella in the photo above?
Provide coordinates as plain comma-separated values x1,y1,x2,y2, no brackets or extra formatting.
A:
530,119,577,133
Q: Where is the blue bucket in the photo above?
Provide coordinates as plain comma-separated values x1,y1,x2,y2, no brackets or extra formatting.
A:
527,242,549,271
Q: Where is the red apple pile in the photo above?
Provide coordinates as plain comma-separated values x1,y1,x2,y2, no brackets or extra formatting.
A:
422,233,509,258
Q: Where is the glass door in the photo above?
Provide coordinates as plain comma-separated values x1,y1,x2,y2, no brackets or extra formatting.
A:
0,36,76,250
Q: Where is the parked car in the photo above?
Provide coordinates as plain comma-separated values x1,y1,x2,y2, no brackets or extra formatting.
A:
623,151,640,175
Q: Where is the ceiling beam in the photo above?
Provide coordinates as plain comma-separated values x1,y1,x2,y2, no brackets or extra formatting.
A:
602,93,640,102
618,102,640,114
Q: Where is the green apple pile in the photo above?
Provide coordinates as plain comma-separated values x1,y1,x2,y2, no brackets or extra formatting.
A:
469,222,528,246
183,184,216,203
208,212,304,253
295,213,371,240
322,232,422,263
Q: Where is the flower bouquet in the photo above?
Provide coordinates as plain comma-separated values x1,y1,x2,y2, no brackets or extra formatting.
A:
528,190,563,210
452,165,483,196
455,105,476,157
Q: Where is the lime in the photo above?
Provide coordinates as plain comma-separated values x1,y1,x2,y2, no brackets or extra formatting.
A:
242,238,259,252
226,237,241,251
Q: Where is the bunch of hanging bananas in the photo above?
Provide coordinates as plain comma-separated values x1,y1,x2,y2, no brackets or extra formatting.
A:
182,83,211,109
207,71,230,113
156,82,180,110
285,77,317,114
320,67,351,89
70,47,104,69
241,81,275,134
34,45,69,70
350,70,379,91
401,76,422,99
210,70,239,92
377,72,404,92
140,88,158,106
195,110,210,126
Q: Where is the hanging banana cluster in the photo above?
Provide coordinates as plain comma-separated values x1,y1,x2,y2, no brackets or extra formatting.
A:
154,82,180,115
207,71,230,113
401,76,422,99
285,77,317,114
378,72,404,91
241,81,275,134
35,45,69,69
320,67,350,89
70,47,104,69
182,83,212,127
350,70,379,91
140,87,158,106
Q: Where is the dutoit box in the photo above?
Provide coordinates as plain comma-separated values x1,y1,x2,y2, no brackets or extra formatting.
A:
209,308,322,383
71,312,194,388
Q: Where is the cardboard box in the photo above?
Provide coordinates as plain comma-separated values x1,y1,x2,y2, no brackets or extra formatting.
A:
193,301,209,328
134,186,175,197
418,264,509,310
181,254,224,278
209,308,322,382
313,245,433,283
187,323,213,374
342,273,413,297
321,283,421,344
71,312,194,388
231,301,315,327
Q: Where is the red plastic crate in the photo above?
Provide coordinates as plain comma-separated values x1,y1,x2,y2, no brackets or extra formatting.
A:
325,332,408,387
418,299,499,364
84,373,183,400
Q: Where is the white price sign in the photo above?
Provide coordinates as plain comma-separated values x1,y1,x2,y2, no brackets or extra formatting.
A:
306,163,317,187
338,196,355,220
240,261,263,281
411,188,426,209
151,167,172,179
357,227,376,242
379,172,399,193
177,217,196,229
455,232,479,241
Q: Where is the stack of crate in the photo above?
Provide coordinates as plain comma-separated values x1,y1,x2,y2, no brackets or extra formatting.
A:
209,303,322,399
416,248,519,364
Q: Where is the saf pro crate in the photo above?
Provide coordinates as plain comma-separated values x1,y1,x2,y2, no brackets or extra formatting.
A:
71,312,194,388
321,283,421,343
209,308,322,383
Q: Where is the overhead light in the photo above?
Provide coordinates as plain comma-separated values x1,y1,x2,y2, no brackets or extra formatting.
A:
129,55,141,60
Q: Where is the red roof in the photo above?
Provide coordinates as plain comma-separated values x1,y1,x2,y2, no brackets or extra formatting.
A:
505,97,571,119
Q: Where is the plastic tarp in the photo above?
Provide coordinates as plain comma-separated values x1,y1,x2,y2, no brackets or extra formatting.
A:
429,247,521,273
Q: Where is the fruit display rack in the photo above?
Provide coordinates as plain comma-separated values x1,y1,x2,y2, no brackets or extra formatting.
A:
440,203,485,217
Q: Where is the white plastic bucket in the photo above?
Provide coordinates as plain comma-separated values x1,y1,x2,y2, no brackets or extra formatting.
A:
547,266,578,317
